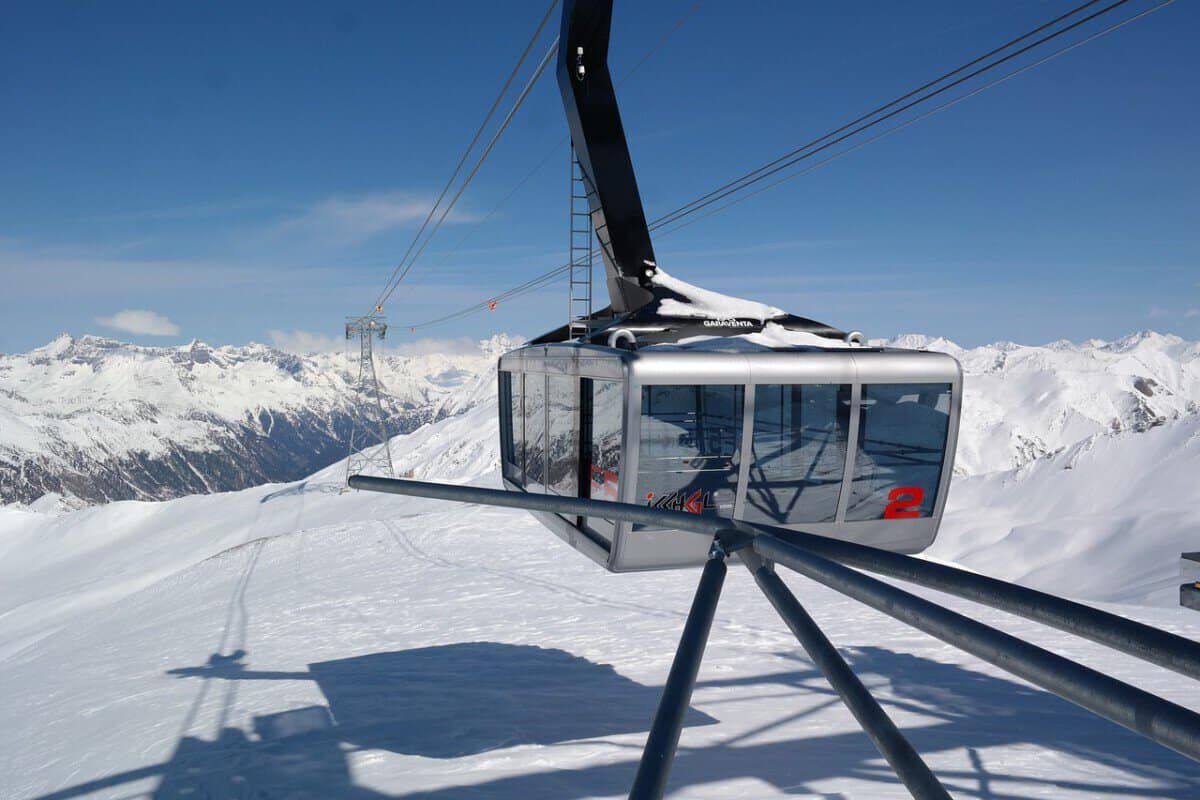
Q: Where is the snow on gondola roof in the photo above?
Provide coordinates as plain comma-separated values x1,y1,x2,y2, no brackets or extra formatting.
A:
648,267,785,323
636,267,857,351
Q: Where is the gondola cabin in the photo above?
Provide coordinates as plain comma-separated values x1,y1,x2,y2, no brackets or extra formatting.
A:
493,0,962,571
499,340,961,572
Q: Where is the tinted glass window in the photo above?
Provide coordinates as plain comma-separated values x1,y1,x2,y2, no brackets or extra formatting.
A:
582,378,624,544
745,384,850,524
499,371,522,483
524,374,546,490
846,383,952,521
547,375,578,497
637,385,743,523
586,379,623,503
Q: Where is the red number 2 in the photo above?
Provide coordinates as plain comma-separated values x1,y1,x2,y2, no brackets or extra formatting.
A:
883,487,924,519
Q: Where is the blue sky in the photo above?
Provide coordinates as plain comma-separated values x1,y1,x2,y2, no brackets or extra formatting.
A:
1,0,1196,353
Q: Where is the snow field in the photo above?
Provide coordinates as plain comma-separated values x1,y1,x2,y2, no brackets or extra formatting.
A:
4,330,1200,797
4,394,1200,796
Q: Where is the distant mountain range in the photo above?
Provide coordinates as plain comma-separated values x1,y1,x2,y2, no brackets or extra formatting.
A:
0,333,515,507
2,330,1196,508
879,331,1200,476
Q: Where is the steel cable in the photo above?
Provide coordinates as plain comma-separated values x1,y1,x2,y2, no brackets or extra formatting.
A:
399,0,1170,331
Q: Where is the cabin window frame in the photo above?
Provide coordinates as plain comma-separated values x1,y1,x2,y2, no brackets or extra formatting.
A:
740,382,852,525
522,371,548,492
843,381,953,521
499,370,524,484
630,383,745,529
621,377,954,529
547,374,579,499
580,375,625,544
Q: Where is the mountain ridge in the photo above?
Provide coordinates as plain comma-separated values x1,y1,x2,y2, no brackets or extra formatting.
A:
0,332,518,506
2,329,1196,508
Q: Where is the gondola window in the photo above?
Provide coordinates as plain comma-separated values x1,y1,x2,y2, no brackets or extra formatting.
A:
500,371,523,485
846,383,952,520
636,384,743,524
524,374,547,491
745,384,850,524
547,375,578,497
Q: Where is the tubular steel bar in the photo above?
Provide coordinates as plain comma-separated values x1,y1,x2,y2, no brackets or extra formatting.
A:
348,475,724,537
630,551,728,800
763,527,1200,682
747,555,952,800
754,533,1200,762
350,475,1200,682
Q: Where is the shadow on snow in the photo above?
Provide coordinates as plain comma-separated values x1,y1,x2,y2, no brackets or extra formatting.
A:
29,643,1200,799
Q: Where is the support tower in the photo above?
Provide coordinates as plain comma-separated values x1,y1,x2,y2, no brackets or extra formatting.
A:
345,315,394,482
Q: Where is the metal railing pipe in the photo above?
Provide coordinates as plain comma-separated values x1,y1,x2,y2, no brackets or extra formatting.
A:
350,476,1200,680
630,552,728,800
754,533,1200,762
749,526,1200,681
348,475,724,537
747,556,952,799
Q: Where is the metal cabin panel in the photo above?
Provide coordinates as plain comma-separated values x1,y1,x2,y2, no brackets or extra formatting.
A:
612,526,714,572
501,479,612,567
610,347,961,569
625,350,753,386
802,518,940,554
930,355,964,526
848,349,960,385
745,350,858,386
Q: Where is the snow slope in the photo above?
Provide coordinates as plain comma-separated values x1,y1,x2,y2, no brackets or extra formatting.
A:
4,387,1200,798
933,412,1200,606
0,401,499,653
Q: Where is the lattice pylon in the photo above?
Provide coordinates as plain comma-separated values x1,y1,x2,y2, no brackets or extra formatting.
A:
345,315,394,483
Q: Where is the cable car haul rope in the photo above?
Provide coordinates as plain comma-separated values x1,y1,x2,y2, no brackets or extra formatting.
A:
390,0,1174,332
347,1,1193,798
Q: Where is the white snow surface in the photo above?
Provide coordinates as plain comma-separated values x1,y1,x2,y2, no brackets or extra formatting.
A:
4,352,1200,797
896,331,1200,476
4,329,1200,798
651,266,786,321
932,411,1200,606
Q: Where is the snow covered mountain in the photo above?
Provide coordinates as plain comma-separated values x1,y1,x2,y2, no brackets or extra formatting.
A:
881,331,1200,475
0,333,514,506
3,329,1195,510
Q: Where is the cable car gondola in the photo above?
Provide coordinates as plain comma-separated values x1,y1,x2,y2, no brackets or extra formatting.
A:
499,0,962,572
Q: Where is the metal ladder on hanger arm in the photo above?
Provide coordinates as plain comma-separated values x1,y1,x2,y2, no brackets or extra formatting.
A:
567,142,594,340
